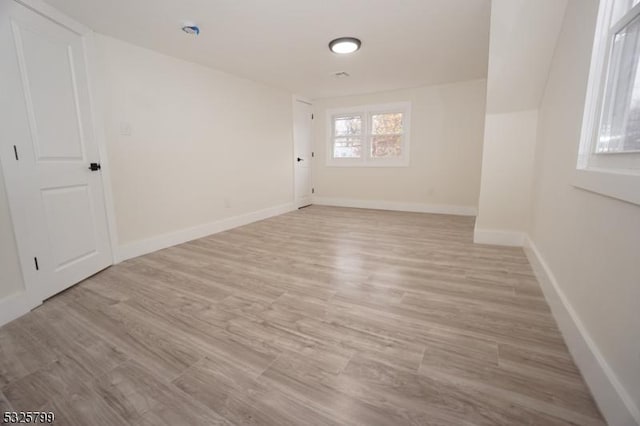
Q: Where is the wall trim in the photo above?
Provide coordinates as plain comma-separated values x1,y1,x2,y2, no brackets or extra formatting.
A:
524,236,640,426
312,197,477,216
116,202,296,262
0,291,40,327
473,228,526,247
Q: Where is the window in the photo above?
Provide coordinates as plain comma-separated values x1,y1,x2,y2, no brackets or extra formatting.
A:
332,114,363,158
576,0,640,205
327,102,411,167
597,1,640,153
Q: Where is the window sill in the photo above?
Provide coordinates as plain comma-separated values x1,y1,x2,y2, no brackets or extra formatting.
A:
572,168,640,206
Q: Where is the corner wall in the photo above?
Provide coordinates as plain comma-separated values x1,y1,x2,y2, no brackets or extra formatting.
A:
474,0,567,244
312,79,487,215
474,110,538,245
95,35,296,258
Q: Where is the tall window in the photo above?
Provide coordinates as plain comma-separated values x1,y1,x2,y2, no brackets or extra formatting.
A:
576,0,640,205
328,102,411,167
597,0,640,153
332,114,362,158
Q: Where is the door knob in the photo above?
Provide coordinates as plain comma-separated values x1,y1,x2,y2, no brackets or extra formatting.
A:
88,162,101,171
297,157,304,162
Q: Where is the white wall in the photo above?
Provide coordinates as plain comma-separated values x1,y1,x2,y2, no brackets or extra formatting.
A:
0,162,23,299
476,110,537,235
475,0,567,244
530,0,640,422
312,79,487,213
95,35,294,251
485,0,568,114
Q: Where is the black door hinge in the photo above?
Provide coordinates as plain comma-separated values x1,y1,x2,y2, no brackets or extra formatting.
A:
311,114,314,120
13,145,18,160
312,188,315,194
34,257,39,271
311,152,315,158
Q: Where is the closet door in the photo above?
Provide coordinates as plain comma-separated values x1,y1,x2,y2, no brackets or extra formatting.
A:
0,0,112,302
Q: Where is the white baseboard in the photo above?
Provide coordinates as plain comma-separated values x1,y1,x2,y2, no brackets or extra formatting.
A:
0,291,40,327
473,228,526,247
116,202,296,262
312,197,477,216
524,237,640,426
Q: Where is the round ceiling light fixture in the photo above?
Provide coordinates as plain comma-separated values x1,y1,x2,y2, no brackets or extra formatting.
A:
329,37,361,54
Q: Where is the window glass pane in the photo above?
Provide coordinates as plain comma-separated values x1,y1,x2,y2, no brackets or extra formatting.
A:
371,135,402,158
598,12,640,153
371,113,403,135
334,115,362,137
613,0,640,23
333,137,362,158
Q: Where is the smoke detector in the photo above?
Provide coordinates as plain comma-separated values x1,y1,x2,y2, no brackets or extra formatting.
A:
181,22,200,36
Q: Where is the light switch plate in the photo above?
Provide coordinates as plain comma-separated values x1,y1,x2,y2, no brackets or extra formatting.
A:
120,122,132,136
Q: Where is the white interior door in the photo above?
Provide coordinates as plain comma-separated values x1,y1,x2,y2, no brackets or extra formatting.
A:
0,1,112,301
294,99,313,208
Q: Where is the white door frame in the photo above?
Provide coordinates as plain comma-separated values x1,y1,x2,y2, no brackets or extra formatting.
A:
293,95,313,208
15,0,120,261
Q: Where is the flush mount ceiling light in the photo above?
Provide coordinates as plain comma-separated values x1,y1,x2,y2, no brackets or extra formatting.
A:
329,37,361,54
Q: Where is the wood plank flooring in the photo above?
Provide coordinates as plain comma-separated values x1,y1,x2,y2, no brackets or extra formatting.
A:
0,206,605,425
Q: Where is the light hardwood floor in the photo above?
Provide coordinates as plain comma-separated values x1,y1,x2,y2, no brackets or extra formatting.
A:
0,206,604,425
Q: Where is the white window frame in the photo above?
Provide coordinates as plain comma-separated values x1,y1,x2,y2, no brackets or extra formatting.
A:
575,0,640,205
326,102,411,167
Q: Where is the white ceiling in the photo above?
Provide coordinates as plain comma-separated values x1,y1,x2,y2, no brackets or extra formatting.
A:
44,0,491,99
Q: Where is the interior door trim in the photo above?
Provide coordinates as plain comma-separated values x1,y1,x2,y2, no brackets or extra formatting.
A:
293,95,313,209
